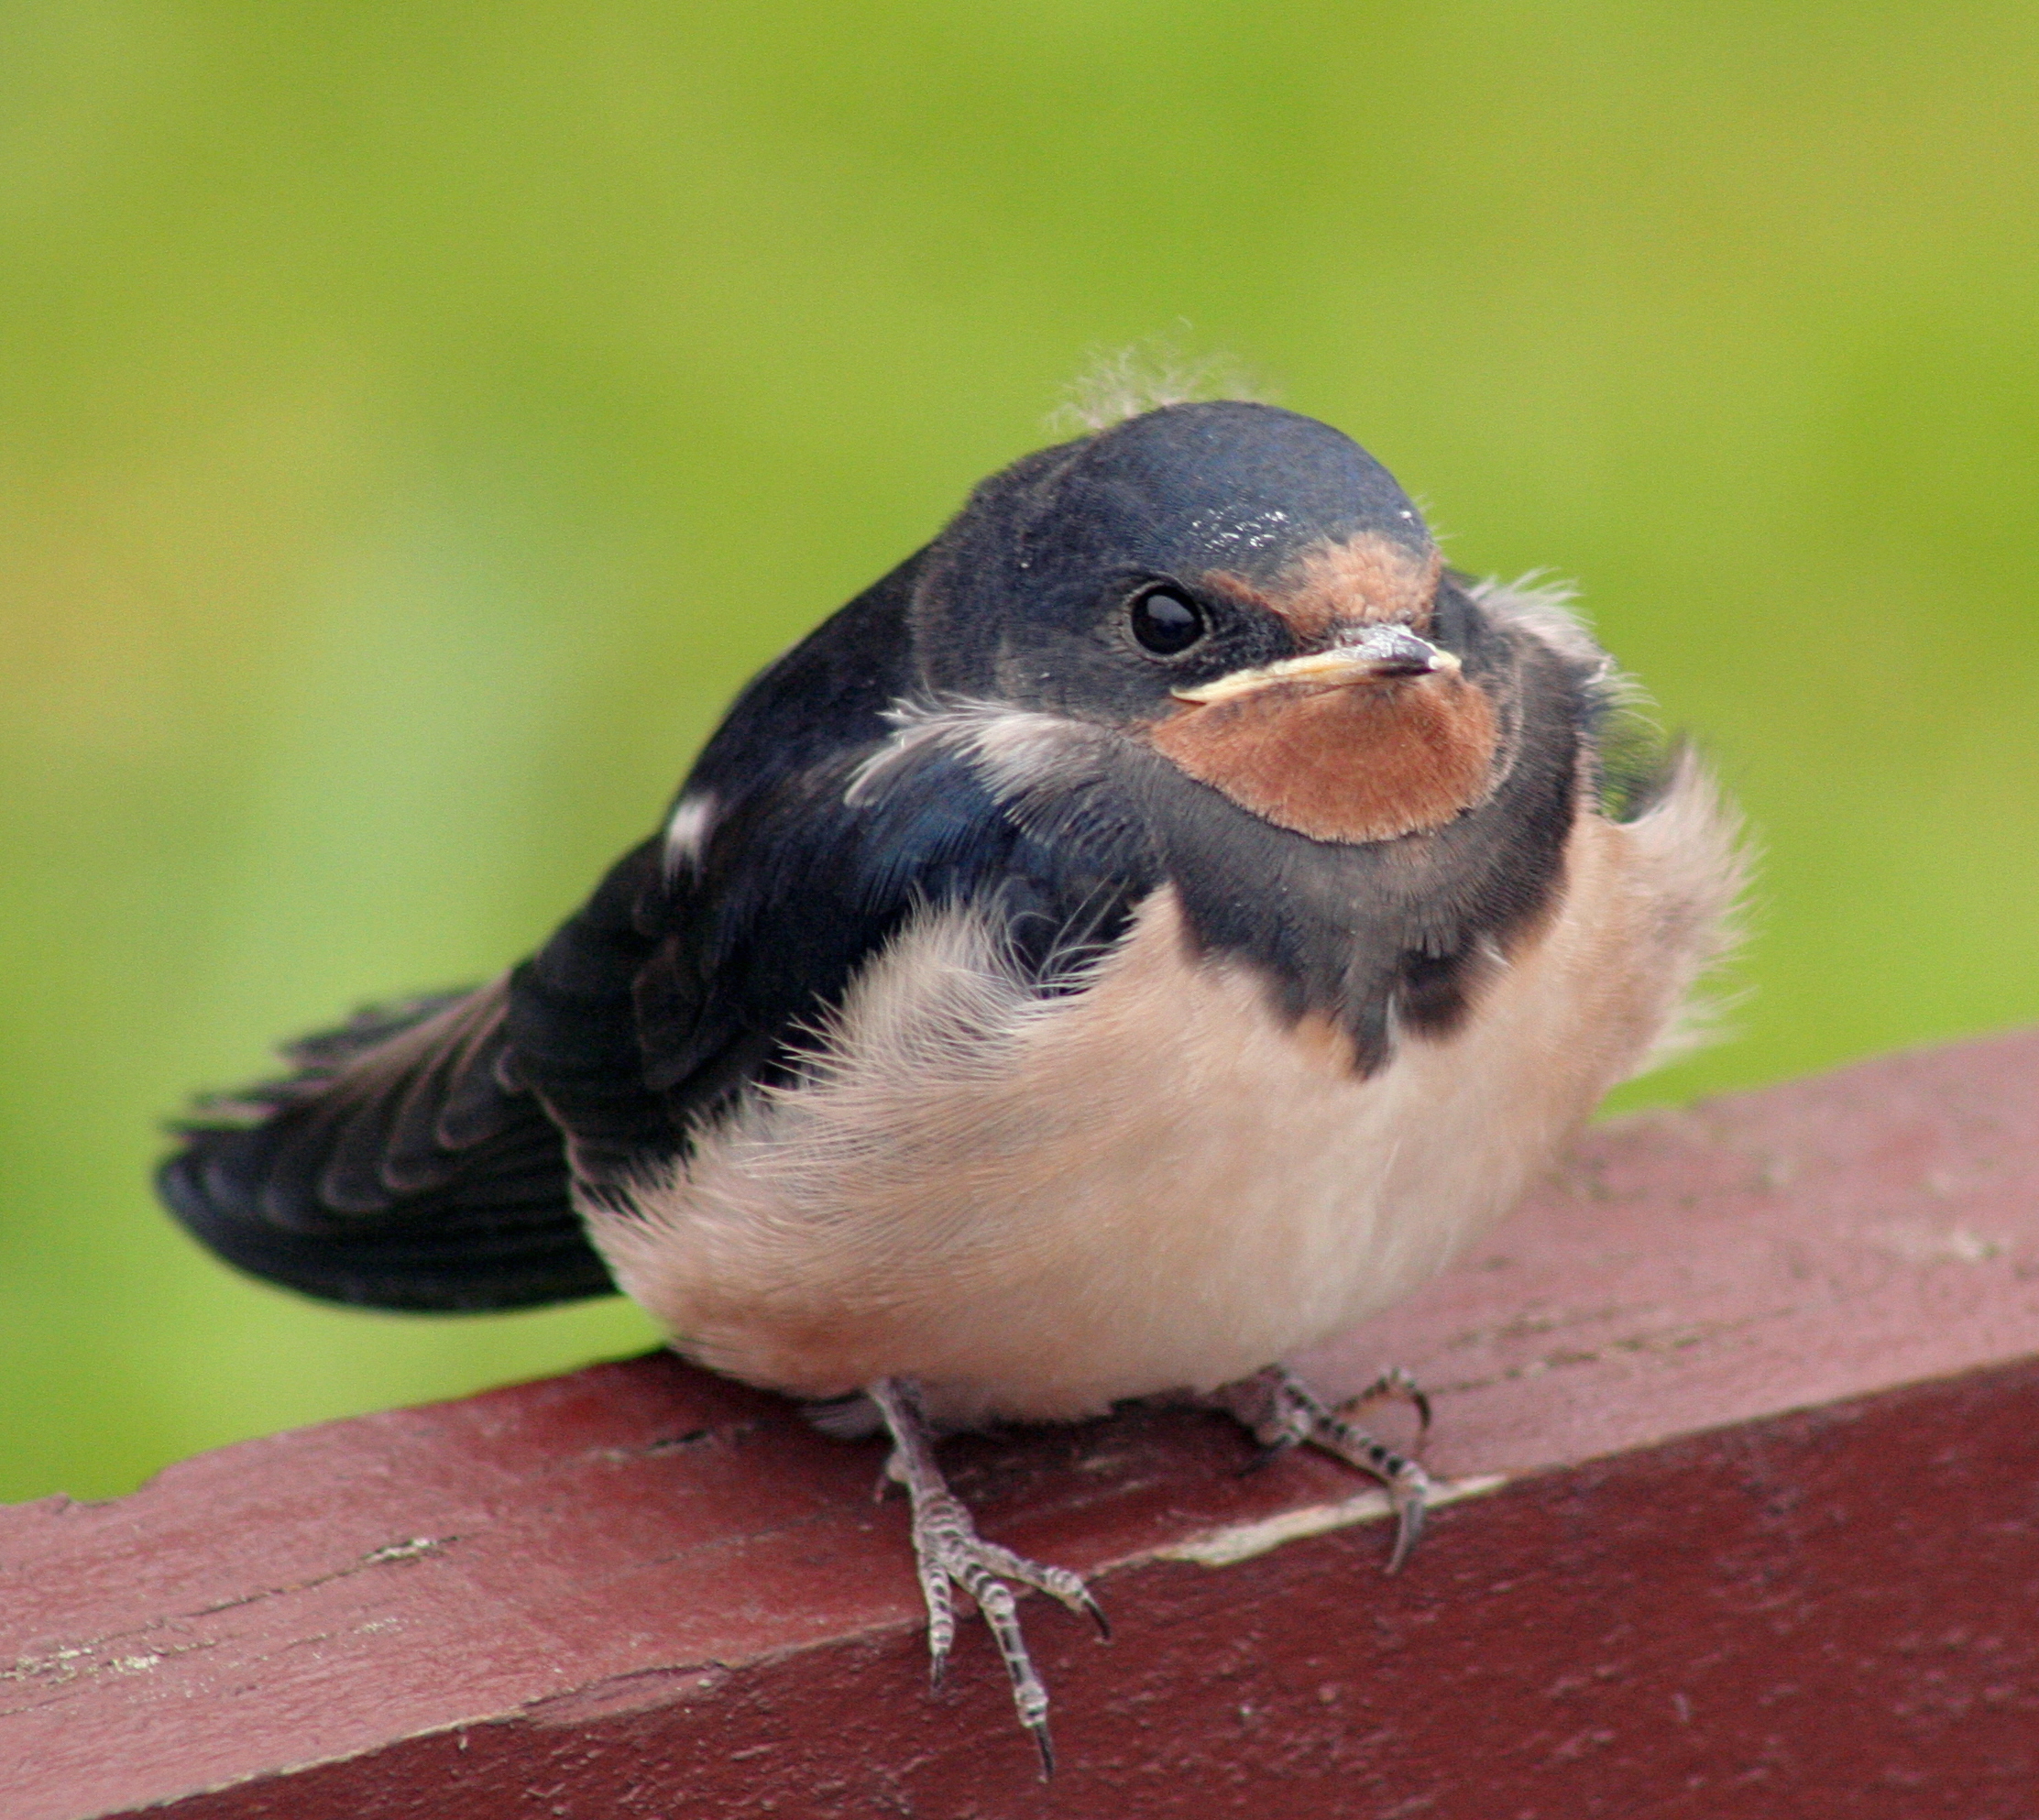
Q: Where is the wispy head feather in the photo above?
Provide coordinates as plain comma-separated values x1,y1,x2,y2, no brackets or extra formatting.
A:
1048,329,1275,435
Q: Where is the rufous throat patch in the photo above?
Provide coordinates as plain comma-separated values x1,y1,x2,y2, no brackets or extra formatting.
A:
1149,669,1498,844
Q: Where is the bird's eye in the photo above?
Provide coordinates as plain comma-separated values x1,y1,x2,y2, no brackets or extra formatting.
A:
1128,587,1207,656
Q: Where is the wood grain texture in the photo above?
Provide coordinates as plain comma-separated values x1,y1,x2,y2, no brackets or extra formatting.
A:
6,1029,2039,1818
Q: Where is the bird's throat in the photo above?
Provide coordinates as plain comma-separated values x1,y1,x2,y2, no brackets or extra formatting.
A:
1147,673,1500,844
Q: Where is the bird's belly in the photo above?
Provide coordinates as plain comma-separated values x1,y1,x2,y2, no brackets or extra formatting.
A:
589,810,1708,1425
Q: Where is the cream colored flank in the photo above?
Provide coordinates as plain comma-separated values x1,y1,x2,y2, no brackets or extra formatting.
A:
587,753,1738,1430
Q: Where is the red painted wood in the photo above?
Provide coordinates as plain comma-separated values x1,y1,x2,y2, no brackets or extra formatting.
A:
6,1030,2039,1817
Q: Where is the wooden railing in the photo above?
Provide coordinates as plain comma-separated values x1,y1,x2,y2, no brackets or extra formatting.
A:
7,1031,2039,1817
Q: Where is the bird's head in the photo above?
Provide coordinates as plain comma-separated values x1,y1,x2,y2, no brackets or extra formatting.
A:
910,401,1505,844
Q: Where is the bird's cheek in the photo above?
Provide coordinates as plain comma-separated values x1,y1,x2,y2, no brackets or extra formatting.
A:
1146,674,1500,844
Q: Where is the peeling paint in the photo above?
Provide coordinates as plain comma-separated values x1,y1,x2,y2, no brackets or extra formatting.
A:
362,1537,446,1566
1869,1222,2003,1265
1143,1474,1509,1569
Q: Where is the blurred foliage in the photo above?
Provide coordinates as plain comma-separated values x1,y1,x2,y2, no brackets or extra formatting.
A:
3,2,2034,1501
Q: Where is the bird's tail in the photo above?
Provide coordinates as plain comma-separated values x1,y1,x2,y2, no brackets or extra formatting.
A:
157,979,615,1312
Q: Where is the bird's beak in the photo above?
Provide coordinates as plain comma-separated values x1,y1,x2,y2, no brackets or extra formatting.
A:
1170,624,1459,707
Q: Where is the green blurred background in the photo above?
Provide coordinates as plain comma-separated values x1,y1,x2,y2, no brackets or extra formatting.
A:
4,3,2034,1503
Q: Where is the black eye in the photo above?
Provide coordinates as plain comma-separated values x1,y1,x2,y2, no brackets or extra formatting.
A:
1128,587,1207,656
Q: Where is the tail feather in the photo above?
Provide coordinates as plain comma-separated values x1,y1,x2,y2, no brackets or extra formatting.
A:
158,979,615,1312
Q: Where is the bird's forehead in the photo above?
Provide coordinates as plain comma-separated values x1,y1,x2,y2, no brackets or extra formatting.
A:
1207,535,1445,637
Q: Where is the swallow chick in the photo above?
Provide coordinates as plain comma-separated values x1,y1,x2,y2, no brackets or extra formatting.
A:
159,400,1742,1775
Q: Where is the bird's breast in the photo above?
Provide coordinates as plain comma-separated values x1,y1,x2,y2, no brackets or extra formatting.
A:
586,765,1736,1426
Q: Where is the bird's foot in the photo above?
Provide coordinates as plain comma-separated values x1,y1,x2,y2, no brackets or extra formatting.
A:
868,1378,1109,1779
1205,1364,1434,1573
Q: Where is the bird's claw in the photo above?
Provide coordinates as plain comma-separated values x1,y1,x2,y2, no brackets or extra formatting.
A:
870,1378,1107,1780
1335,1363,1432,1439
1210,1364,1434,1573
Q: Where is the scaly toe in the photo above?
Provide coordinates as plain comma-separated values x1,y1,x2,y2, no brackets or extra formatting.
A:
871,1378,1104,1777
1207,1363,1435,1573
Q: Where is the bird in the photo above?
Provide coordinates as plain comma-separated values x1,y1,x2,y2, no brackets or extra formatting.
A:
159,397,1742,1775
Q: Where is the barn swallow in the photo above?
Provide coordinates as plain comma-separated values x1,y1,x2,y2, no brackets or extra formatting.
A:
159,400,1742,1774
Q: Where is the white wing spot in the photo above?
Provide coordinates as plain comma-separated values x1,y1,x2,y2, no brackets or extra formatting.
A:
664,790,719,874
